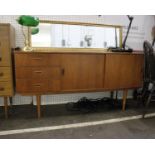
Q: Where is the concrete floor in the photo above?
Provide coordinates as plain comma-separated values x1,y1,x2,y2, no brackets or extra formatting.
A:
1,118,155,139
0,100,155,139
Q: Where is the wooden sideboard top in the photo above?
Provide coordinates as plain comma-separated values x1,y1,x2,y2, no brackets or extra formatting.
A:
14,48,143,55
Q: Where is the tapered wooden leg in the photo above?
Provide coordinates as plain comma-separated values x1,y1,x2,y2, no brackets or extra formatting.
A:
4,97,8,119
114,91,118,105
122,90,128,111
30,96,34,106
36,95,41,119
9,97,13,106
110,91,114,99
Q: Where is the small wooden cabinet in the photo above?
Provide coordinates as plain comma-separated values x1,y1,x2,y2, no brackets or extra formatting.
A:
0,23,15,118
14,51,144,118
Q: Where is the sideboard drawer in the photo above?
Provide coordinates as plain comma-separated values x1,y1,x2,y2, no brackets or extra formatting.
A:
16,67,49,79
0,67,11,81
16,79,49,93
0,41,11,66
0,81,12,96
16,66,62,79
15,53,49,67
16,79,61,93
0,25,9,37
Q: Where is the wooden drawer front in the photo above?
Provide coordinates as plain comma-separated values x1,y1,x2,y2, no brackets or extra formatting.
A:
16,79,49,93
16,67,49,79
16,67,62,79
0,41,10,66
15,54,49,67
16,79,61,93
0,81,13,96
0,25,9,38
0,67,11,81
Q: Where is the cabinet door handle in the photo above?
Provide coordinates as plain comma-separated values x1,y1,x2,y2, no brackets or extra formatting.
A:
0,72,3,76
61,68,65,76
34,71,43,73
0,87,4,91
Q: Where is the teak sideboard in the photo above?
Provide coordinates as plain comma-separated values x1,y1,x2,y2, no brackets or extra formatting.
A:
14,50,144,118
0,23,15,118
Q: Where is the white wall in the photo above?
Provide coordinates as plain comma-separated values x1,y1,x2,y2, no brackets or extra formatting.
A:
102,15,155,50
0,15,155,106
1,15,154,49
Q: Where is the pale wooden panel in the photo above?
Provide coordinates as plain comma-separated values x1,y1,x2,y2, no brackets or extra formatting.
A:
0,81,13,96
0,67,12,81
0,24,14,97
0,40,11,66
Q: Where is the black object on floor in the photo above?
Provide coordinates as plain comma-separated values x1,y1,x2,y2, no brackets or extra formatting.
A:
66,97,123,113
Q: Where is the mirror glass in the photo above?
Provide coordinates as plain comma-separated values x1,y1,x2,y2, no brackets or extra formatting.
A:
31,22,122,48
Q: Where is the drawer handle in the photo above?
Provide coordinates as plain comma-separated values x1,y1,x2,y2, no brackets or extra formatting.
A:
34,71,43,73
0,87,4,91
32,58,42,60
0,57,2,61
33,84,41,87
0,72,3,76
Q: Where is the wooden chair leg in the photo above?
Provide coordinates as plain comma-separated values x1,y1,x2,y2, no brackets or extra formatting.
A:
36,95,41,119
122,90,128,111
4,97,8,119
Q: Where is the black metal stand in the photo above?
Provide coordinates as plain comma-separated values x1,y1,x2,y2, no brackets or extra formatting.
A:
109,15,134,53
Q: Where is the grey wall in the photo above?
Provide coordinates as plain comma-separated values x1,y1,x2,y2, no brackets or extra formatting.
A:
0,15,155,106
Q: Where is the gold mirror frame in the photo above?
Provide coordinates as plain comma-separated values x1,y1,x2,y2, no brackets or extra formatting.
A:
29,20,123,51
